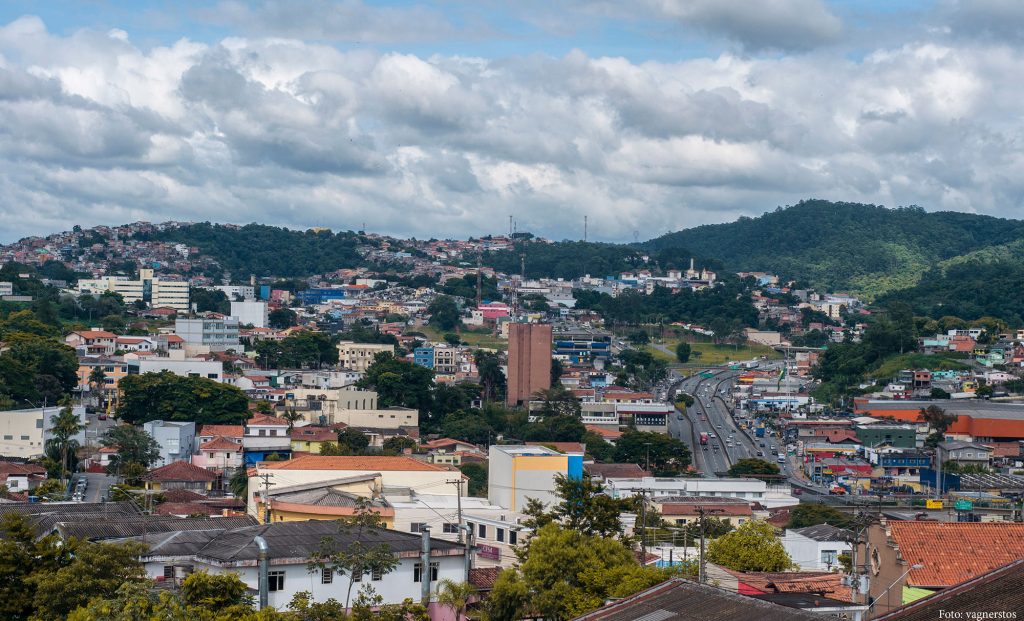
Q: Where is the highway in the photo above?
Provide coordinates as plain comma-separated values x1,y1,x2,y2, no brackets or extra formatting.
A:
668,367,790,478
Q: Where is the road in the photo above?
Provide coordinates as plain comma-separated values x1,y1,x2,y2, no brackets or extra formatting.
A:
668,368,791,478
71,471,118,503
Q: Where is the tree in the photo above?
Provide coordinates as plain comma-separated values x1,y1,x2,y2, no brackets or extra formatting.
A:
441,410,495,445
531,386,581,418
581,431,615,462
117,372,249,425
88,366,107,405
475,350,506,402
930,387,951,400
336,427,370,455
459,462,488,496
706,520,794,572
437,579,476,621
785,503,854,529
46,402,83,481
427,295,461,331
101,425,160,479
358,353,434,416
614,429,690,474
382,436,415,454
268,307,298,329
487,524,670,621
229,467,249,500
281,408,303,430
550,357,564,386
918,404,958,445
675,342,691,363
307,501,400,610
179,570,254,616
727,458,781,477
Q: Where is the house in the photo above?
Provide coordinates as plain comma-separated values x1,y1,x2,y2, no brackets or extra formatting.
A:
65,328,118,356
651,496,754,527
288,426,339,454
856,521,1024,617
937,441,993,469
336,341,395,372
0,461,47,492
196,424,244,446
781,524,853,571
257,475,394,526
138,520,466,612
875,558,1024,621
142,420,196,467
571,577,824,620
192,436,244,473
142,461,218,492
243,414,292,464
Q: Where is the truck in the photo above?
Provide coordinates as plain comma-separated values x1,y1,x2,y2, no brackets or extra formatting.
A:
755,427,765,438
699,432,709,446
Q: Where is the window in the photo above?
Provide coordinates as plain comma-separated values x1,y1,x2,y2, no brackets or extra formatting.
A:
36,419,43,429
478,524,487,538
413,562,439,583
20,435,29,441
372,568,383,581
322,569,333,584
443,523,459,534
410,522,426,533
497,528,505,543
3,435,11,441
268,571,285,592
821,550,838,567
509,530,517,545
163,565,175,579
207,373,218,379
352,571,362,582
259,429,266,437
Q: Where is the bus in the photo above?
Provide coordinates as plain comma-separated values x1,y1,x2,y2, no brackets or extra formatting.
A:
699,432,709,446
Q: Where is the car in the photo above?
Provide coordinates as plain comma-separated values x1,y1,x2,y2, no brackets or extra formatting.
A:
708,433,716,438
716,424,723,429
702,446,707,451
770,445,777,451
712,445,719,451
758,441,765,447
756,451,764,456
777,456,786,463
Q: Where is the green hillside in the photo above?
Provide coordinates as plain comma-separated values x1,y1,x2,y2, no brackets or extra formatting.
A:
645,199,1024,298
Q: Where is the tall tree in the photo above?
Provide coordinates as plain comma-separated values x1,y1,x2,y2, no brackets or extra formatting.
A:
706,520,794,572
427,295,461,331
437,579,476,621
100,425,160,479
46,402,83,482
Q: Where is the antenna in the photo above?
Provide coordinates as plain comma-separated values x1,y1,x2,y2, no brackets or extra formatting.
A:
509,215,513,238
633,230,639,243
584,215,588,242
476,253,483,307
520,252,525,280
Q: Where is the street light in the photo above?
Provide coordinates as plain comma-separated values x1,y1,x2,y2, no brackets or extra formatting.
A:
869,563,925,613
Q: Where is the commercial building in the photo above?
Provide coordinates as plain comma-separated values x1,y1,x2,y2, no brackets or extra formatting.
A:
336,341,394,373
77,268,189,310
603,476,799,509
230,300,269,328
506,323,552,407
0,406,85,459
127,358,224,382
296,287,346,305
174,317,240,353
854,399,1024,442
552,327,611,365
488,444,583,512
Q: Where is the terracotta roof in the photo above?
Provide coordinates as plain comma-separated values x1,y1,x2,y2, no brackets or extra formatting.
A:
199,436,241,451
889,521,1024,588
420,438,478,450
163,334,185,342
199,424,244,438
585,463,650,479
72,330,117,339
0,462,46,476
153,502,222,517
875,559,1024,621
261,455,449,472
142,461,218,482
584,425,623,439
525,441,585,453
660,503,752,517
289,427,338,442
246,414,288,426
161,489,208,503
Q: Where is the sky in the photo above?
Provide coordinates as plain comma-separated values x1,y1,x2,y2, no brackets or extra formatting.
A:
1,0,1023,243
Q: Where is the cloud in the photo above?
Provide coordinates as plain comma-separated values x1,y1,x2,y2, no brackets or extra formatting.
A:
648,0,844,51
0,14,1023,244
940,0,1024,43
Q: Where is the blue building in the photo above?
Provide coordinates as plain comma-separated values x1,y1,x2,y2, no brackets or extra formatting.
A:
297,287,346,305
413,347,435,369
553,328,612,365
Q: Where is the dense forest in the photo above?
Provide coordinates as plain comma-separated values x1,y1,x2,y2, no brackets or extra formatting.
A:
481,240,718,280
645,200,1024,298
133,223,366,278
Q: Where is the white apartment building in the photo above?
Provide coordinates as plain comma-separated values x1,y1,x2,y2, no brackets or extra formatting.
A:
212,285,255,301
230,300,269,328
336,341,395,372
128,358,224,382
174,317,240,353
604,476,799,509
0,406,87,459
0,282,12,296
782,525,853,571
77,268,189,310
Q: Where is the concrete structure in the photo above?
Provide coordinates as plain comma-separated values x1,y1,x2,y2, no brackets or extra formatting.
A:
174,317,240,353
0,405,84,459
336,341,394,373
143,420,197,467
603,476,798,509
212,285,255,301
487,444,582,512
0,281,12,296
278,387,417,429
413,347,434,369
937,440,993,469
552,328,611,366
77,268,189,310
127,358,224,382
782,524,853,571
230,300,269,328
506,323,552,407
242,414,292,465
65,328,118,356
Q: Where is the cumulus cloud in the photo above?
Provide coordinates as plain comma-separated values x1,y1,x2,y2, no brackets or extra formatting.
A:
646,0,843,51
0,11,1023,243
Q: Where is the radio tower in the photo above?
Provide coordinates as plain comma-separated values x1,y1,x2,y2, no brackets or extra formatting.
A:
476,253,483,307
584,215,588,242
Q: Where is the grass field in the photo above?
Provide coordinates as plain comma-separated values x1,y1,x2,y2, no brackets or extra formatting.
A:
417,325,507,350
644,339,781,366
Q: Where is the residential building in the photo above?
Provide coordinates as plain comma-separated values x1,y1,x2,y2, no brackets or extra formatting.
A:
249,455,461,518
191,435,243,474
506,323,552,407
0,462,46,492
336,341,394,373
139,520,465,612
937,441,993,469
141,461,218,492
230,300,269,328
874,559,1024,621
127,357,224,382
142,421,196,467
174,317,240,353
212,285,255,301
75,356,129,403
413,347,434,369
77,268,189,310
0,405,85,459
242,414,292,464
0,281,12,296
652,496,754,527
488,444,583,512
288,426,339,454
781,524,853,571
257,475,393,525
278,387,417,429
65,328,118,356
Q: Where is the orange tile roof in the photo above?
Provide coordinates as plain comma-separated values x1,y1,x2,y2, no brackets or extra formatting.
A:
200,436,242,451
199,424,244,438
889,521,1024,587
584,425,623,439
142,460,218,482
261,454,449,472
246,414,288,426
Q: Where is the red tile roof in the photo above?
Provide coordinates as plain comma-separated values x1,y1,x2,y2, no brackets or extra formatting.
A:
585,463,650,479
289,427,338,442
469,567,502,590
889,521,1024,588
142,460,218,482
246,414,288,426
584,425,623,439
199,424,244,438
261,455,449,472
0,462,46,476
526,441,585,453
154,502,220,516
161,488,207,503
199,436,242,451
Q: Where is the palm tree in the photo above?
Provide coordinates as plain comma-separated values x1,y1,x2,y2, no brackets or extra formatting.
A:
437,579,477,620
88,366,107,407
46,402,84,483
228,468,249,500
281,408,302,431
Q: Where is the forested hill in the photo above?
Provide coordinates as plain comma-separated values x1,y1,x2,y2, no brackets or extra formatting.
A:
134,223,367,278
481,241,720,281
645,199,1024,297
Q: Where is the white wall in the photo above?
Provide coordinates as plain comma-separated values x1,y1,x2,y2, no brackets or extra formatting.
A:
781,532,851,571
135,358,224,382
231,300,269,328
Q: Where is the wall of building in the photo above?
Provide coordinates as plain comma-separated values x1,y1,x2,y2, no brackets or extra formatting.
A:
506,323,552,406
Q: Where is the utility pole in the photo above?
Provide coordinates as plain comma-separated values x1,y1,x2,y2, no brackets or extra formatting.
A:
644,442,652,472
475,253,483,308
698,506,707,584
257,473,275,524
449,479,465,543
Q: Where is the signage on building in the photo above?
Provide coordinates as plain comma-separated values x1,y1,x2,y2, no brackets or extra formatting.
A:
954,499,974,511
476,544,501,560
925,499,944,509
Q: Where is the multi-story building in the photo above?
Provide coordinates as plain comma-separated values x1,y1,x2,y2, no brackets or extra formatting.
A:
413,347,434,369
0,406,87,459
506,323,552,407
65,328,118,356
242,414,292,465
77,268,189,310
229,300,269,328
782,524,853,572
174,317,240,353
0,281,12,296
552,328,612,366
212,285,255,301
488,444,583,512
76,356,129,403
126,358,224,382
297,287,346,305
433,345,459,376
336,341,394,373
143,420,197,467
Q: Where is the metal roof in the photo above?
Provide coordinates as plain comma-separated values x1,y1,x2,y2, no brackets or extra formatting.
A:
56,515,257,540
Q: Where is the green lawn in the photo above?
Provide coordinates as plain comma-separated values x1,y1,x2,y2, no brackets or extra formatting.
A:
643,339,781,366
418,325,507,351
869,352,970,380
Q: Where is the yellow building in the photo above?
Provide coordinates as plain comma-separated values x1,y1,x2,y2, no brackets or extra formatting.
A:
141,461,217,492
76,357,129,406
254,473,394,526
